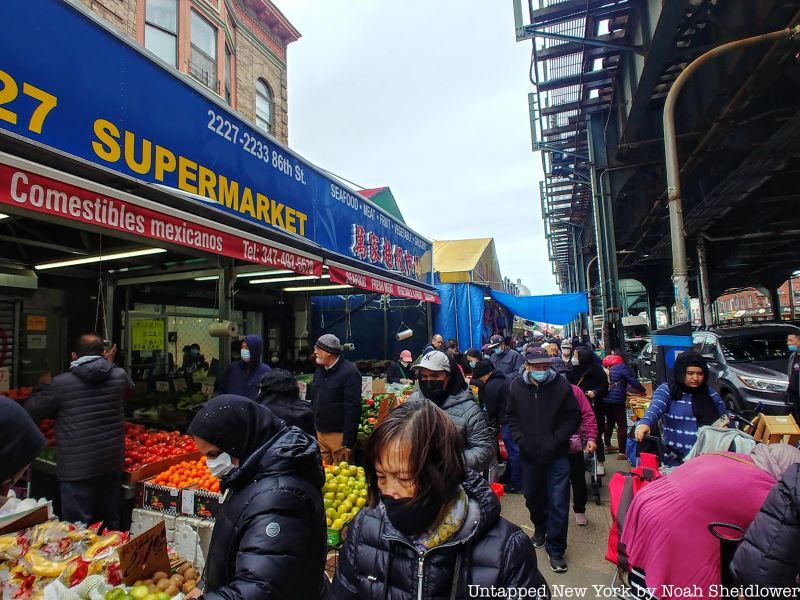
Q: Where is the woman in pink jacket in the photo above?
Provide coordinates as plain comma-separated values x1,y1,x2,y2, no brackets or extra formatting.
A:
553,358,598,526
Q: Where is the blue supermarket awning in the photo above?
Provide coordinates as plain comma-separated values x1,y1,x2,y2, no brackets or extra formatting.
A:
488,289,588,326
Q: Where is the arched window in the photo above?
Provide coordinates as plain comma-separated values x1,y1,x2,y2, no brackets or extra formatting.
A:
255,79,273,134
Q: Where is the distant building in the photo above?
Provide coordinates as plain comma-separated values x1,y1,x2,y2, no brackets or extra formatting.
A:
715,276,800,321
75,0,300,144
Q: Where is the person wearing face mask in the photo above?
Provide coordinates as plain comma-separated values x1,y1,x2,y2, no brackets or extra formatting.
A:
386,350,415,385
407,351,494,473
488,334,524,377
786,332,800,424
0,396,47,514
566,346,609,473
634,351,726,466
505,346,581,573
310,334,362,465
328,400,550,599
187,395,326,600
257,369,315,437
463,348,482,376
560,339,573,364
220,334,270,401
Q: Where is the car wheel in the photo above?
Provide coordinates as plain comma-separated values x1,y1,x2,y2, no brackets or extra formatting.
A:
723,392,741,413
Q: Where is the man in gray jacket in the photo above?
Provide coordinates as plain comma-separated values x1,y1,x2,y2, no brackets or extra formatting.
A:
489,334,525,377
26,333,132,528
407,350,494,472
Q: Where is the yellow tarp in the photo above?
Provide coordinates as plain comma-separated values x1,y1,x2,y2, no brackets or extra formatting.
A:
433,238,503,289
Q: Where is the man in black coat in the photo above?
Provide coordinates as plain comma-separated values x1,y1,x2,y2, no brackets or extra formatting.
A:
472,359,522,494
25,333,132,528
310,334,362,465
506,346,581,574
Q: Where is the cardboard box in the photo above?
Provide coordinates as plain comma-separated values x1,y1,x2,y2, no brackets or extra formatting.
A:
180,487,221,520
126,451,203,484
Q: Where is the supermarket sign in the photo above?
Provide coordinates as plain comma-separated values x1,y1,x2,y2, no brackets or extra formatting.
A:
0,162,323,275
0,0,433,285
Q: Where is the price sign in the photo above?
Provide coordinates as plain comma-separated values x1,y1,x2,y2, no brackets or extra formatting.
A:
117,521,171,586
131,319,165,352
201,382,215,397
174,378,187,393
26,315,47,331
155,381,170,393
0,367,9,394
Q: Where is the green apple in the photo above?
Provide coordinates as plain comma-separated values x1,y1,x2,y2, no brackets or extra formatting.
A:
130,586,149,600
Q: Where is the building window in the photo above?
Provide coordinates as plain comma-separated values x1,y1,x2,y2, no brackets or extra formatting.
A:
190,10,217,91
224,45,232,105
144,0,178,67
255,79,273,134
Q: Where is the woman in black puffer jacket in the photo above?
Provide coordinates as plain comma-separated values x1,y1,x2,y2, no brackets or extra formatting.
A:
187,395,326,600
328,400,550,599
257,368,316,437
730,462,800,588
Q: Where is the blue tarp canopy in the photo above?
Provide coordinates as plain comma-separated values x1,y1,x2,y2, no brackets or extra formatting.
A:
489,290,588,326
433,283,484,349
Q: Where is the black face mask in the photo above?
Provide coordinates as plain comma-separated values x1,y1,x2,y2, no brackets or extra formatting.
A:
381,494,442,536
419,379,448,402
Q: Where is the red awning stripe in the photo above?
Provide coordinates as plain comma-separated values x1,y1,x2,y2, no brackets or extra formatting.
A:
327,264,440,304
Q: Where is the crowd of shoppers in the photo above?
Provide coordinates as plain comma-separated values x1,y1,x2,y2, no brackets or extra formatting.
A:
6,326,800,598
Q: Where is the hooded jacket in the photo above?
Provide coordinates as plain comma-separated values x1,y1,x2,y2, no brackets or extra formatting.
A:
221,335,271,401
328,470,550,599
407,388,495,473
731,464,800,588
25,356,131,481
567,349,609,401
257,369,315,437
193,398,327,600
505,371,581,465
602,354,645,405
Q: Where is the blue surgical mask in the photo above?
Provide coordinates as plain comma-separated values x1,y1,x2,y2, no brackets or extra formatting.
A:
494,347,502,356
789,345,798,353
531,369,549,383
468,360,478,368
240,348,251,363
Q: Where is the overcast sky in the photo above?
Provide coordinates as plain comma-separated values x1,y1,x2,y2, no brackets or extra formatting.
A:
271,0,557,294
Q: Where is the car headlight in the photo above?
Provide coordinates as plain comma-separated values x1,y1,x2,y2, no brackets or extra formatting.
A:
736,375,788,393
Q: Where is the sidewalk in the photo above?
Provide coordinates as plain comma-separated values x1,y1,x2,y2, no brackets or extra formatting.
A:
499,456,628,589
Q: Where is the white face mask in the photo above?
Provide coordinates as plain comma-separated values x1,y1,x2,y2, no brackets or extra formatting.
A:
207,452,235,478
240,348,251,363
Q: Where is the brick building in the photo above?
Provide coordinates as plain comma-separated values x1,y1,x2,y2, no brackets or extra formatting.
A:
715,275,800,321
76,0,299,145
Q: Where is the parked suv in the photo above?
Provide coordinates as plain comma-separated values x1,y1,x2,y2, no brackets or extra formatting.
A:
692,324,799,414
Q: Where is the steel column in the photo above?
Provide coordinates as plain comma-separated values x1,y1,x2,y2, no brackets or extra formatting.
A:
662,26,800,324
697,241,713,326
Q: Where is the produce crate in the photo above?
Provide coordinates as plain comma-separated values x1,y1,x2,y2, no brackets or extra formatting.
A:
180,487,221,520
141,479,181,514
126,451,202,484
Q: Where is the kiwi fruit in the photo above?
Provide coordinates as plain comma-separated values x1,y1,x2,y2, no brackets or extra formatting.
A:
169,574,184,584
182,580,197,594
156,579,172,591
143,580,154,587
148,585,159,595
184,568,198,581
153,572,168,582
177,563,191,575
165,584,179,597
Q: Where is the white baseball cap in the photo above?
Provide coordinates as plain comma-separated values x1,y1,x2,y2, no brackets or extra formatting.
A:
412,350,451,372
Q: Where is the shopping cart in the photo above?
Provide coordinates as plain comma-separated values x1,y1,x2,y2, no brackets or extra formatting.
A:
585,450,602,505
